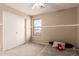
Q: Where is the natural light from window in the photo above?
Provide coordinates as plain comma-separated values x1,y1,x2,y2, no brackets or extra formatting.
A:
34,19,42,34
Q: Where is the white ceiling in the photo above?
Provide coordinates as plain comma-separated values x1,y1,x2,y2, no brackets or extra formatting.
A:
4,3,79,16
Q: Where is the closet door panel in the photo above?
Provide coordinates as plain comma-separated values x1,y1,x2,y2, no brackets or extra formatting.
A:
3,11,25,50
16,15,25,45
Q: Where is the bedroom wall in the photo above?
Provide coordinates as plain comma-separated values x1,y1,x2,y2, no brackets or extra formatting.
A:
26,16,32,42
0,8,3,51
77,6,79,48
0,4,27,17
32,7,77,47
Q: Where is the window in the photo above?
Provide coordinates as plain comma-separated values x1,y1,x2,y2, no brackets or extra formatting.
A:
34,20,41,28
33,19,42,35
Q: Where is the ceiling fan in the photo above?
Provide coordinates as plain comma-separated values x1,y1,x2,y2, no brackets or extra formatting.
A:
32,3,47,9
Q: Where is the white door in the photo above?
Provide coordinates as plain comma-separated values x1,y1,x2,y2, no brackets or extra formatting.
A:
16,16,25,45
3,11,25,50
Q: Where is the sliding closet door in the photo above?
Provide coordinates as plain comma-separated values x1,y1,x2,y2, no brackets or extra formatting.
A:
3,11,25,50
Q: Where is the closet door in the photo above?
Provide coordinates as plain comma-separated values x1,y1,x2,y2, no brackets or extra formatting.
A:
3,11,25,50
16,15,25,45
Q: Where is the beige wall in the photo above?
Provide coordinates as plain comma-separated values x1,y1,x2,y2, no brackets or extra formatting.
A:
0,8,3,51
26,16,32,42
0,4,27,17
32,7,77,47
41,8,77,26
77,6,79,48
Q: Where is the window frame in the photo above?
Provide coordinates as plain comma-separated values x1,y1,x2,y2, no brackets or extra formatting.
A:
33,18,42,36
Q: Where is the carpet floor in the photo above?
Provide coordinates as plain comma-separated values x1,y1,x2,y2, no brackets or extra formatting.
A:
0,42,79,56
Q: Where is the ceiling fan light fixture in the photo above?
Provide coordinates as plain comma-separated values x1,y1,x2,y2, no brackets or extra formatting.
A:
32,3,47,9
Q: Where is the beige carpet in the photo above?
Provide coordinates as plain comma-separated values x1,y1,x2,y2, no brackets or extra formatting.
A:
0,42,78,56
0,43,45,56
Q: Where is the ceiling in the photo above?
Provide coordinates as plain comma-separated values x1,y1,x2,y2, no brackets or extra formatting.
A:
4,3,79,16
